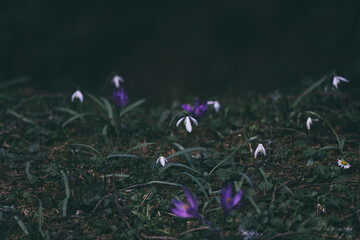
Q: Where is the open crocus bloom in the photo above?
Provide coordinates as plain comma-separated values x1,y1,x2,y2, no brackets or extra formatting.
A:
207,101,220,112
170,187,199,218
220,182,243,215
112,88,128,111
176,116,198,133
71,90,84,103
182,98,208,118
333,76,349,89
112,75,124,88
254,143,266,158
337,159,350,169
156,156,168,167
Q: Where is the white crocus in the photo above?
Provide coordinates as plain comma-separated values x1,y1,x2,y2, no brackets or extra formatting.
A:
156,156,168,167
112,75,124,88
337,159,350,169
332,76,349,89
176,116,198,133
306,117,312,130
71,90,83,103
254,144,266,158
207,101,221,112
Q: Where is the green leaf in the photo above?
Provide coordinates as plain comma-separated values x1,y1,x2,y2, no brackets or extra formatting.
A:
119,99,146,117
106,154,145,161
0,76,31,90
125,142,156,154
6,109,35,124
72,143,103,158
179,172,208,199
85,91,106,110
60,170,70,217
159,162,201,175
167,147,207,160
62,113,92,128
246,195,261,215
13,216,29,235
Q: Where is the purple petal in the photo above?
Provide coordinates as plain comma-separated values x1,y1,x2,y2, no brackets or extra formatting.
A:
193,102,207,118
232,190,243,208
170,207,192,218
193,98,200,109
182,186,198,211
171,199,187,209
182,104,193,113
221,182,232,211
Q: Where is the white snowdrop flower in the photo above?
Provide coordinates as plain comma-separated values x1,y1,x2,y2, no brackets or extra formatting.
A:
333,76,349,89
112,75,124,88
337,159,350,169
176,116,198,133
207,101,221,112
71,90,83,103
254,144,266,158
306,117,312,130
156,156,168,167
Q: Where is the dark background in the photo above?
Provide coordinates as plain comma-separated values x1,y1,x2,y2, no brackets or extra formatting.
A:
1,0,359,100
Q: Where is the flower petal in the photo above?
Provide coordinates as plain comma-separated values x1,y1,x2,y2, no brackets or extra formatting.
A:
232,190,243,207
306,117,312,130
170,207,192,218
182,186,197,211
181,104,193,113
185,116,192,133
189,117,198,126
176,117,184,127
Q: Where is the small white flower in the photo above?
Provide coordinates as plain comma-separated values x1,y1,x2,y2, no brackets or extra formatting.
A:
207,101,221,112
306,117,312,130
176,116,198,133
71,90,83,103
112,75,124,88
156,156,168,167
337,159,350,169
333,76,349,89
254,144,266,158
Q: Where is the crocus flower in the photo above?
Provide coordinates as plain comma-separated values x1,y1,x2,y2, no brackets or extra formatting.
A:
71,90,83,103
254,144,266,158
337,159,350,169
333,76,349,89
112,88,128,111
306,117,312,130
176,116,198,133
112,75,124,88
156,156,168,167
207,101,221,112
182,98,208,118
170,186,199,218
221,182,243,215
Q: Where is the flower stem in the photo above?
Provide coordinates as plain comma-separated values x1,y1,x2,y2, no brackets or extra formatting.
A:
221,214,226,240
158,111,185,153
196,214,221,237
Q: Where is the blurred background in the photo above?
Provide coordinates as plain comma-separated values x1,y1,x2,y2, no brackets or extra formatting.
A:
1,0,359,101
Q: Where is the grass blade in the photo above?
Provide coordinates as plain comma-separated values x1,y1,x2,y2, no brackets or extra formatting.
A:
159,162,201,175
146,180,183,187
119,99,146,117
13,216,29,235
209,136,257,175
246,195,261,215
0,76,31,90
85,91,106,110
106,153,145,161
60,170,70,217
167,147,207,160
125,142,156,154
172,143,196,168
25,162,35,184
7,109,35,124
179,172,208,199
292,71,333,108
105,173,130,178
72,143,103,158
62,113,91,128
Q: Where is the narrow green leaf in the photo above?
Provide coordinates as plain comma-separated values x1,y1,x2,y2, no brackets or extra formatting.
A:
62,113,91,128
159,162,201,175
119,99,146,117
179,172,208,199
7,109,35,124
146,180,183,187
259,168,268,182
0,76,31,90
172,143,196,169
60,170,70,217
25,162,35,184
13,216,29,235
85,91,106,110
106,153,145,161
105,173,130,178
125,142,156,154
72,143,103,158
279,183,294,197
246,195,261,215
167,147,207,160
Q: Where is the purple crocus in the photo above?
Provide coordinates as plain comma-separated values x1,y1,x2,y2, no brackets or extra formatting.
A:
182,98,208,118
170,186,199,218
112,88,128,111
220,182,243,215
